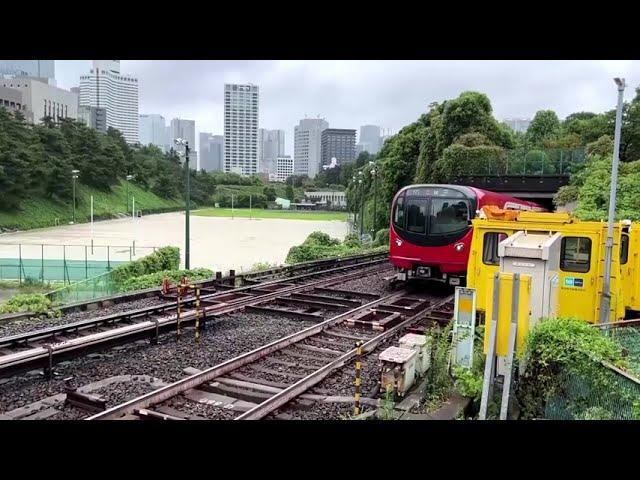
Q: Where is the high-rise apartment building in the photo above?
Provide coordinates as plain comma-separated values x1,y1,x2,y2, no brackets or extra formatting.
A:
224,83,259,176
79,60,139,144
294,118,329,178
321,128,356,166
258,128,285,174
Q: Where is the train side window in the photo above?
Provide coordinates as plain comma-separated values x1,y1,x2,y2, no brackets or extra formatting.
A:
561,237,591,273
406,199,427,234
621,234,629,265
482,232,508,265
393,195,405,229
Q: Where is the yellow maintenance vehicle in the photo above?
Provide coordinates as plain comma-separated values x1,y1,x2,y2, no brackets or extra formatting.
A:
466,207,640,325
459,207,640,419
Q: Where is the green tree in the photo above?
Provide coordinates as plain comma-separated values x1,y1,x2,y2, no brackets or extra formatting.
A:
526,110,561,146
286,184,294,201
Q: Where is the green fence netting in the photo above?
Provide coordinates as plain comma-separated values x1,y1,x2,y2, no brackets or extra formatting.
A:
544,324,640,420
0,243,157,283
46,270,118,304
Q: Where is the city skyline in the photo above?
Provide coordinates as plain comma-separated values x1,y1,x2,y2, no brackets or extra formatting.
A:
54,60,640,157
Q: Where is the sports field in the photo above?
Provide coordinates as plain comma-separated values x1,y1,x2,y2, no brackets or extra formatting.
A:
192,208,348,221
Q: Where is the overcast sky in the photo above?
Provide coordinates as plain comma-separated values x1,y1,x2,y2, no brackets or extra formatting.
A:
56,60,640,156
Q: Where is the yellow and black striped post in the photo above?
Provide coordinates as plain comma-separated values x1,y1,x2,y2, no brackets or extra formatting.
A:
195,287,201,342
176,285,182,338
354,340,363,416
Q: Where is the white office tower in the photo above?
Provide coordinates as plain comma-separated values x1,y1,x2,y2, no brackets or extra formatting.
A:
79,60,139,144
139,114,167,151
0,60,56,85
200,133,224,172
358,125,382,155
294,118,329,178
224,83,259,176
258,128,285,175
276,156,294,182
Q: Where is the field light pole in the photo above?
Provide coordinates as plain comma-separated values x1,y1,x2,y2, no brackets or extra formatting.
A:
599,77,626,324
370,161,377,236
351,176,357,232
175,138,191,270
71,169,80,224
358,176,364,238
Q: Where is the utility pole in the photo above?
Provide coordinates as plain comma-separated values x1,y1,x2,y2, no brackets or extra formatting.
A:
599,77,626,324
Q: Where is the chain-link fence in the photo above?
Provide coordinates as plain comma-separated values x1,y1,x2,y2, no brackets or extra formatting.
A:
464,148,586,176
0,243,158,284
543,323,640,420
46,270,118,304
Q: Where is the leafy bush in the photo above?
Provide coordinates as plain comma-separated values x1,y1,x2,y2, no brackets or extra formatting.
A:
517,317,625,419
117,268,213,292
111,246,180,287
285,231,386,264
0,293,55,315
452,366,483,401
343,233,361,248
373,228,390,247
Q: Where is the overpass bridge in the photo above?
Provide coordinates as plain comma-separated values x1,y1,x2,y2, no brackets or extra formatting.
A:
449,148,584,208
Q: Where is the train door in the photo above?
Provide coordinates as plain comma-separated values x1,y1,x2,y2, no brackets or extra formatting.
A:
557,234,598,323
468,230,510,316
620,231,634,311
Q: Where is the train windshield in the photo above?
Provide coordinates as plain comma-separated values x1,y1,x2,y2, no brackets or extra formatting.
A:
430,198,469,234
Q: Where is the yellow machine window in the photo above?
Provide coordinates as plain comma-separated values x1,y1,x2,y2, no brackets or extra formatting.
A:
482,232,508,265
560,237,591,273
406,199,427,234
621,233,629,265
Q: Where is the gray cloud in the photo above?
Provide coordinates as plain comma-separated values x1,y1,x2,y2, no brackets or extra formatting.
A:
56,60,640,155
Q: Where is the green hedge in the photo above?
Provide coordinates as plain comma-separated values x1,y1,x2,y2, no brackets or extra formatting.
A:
285,231,387,264
111,246,180,288
117,268,213,292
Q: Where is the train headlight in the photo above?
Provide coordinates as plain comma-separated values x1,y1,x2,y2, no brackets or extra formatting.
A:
454,243,464,252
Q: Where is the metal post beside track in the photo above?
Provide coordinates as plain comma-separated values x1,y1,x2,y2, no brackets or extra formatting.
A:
353,340,363,416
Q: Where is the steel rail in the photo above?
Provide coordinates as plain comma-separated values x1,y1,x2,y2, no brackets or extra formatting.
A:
235,294,454,420
0,262,389,378
87,289,407,420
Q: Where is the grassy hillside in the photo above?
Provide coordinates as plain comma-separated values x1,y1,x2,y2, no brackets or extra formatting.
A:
0,180,184,231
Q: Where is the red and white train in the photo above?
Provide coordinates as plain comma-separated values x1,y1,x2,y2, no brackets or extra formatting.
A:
389,184,545,285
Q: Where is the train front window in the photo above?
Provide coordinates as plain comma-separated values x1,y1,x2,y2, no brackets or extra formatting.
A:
393,195,405,229
406,199,427,234
430,199,470,235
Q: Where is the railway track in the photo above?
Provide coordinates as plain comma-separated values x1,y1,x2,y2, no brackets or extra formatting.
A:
0,257,389,379
87,290,455,420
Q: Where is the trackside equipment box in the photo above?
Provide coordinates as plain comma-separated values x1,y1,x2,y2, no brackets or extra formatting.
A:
498,231,561,329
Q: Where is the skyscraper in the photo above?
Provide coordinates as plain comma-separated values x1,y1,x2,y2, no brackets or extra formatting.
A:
357,125,382,155
224,83,259,176
199,133,224,172
503,118,531,133
170,118,197,169
321,129,356,166
79,60,139,144
294,118,329,178
139,114,167,151
258,129,285,174
0,60,56,85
